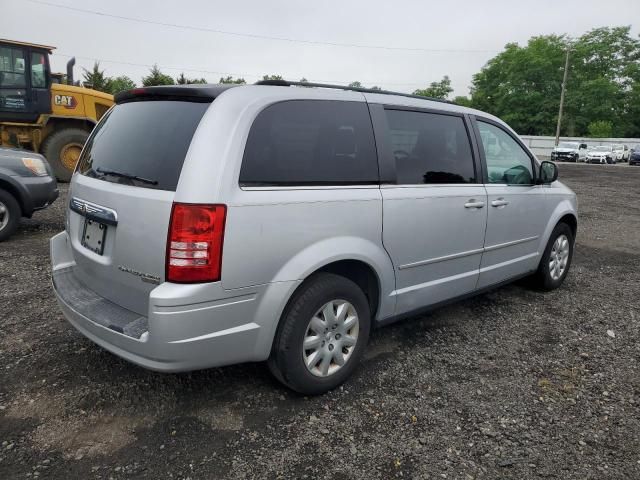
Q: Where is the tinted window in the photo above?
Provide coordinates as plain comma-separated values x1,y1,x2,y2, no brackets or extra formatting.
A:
384,109,475,184
78,100,209,191
0,46,26,88
240,100,378,185
477,121,533,185
31,52,46,88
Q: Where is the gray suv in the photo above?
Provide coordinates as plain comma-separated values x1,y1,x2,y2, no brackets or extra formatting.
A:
0,147,58,241
51,81,577,394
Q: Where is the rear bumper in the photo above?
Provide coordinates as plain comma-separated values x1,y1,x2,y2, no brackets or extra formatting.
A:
50,231,298,372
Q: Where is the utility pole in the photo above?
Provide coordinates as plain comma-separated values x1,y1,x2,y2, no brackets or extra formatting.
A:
555,47,571,146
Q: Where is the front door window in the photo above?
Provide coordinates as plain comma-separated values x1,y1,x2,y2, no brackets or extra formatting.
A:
477,121,534,185
0,46,27,112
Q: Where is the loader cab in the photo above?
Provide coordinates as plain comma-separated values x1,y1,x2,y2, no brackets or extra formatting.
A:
0,39,52,123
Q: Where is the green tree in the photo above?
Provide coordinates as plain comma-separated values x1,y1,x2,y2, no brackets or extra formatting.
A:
625,79,640,138
370,85,382,91
470,35,570,135
469,27,640,137
176,72,207,84
587,120,613,138
564,26,640,137
413,76,453,100
262,74,283,81
218,76,246,84
109,75,136,95
453,96,472,107
348,81,363,88
142,64,175,86
82,62,112,93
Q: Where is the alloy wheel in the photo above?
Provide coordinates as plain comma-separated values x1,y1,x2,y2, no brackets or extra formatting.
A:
302,300,359,377
0,201,9,231
549,234,570,280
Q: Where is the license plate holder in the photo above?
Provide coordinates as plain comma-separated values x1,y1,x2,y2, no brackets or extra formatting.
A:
81,218,107,255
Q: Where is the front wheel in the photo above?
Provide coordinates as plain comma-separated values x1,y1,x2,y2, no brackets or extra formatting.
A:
532,223,574,290
268,273,371,395
41,128,89,182
0,189,21,242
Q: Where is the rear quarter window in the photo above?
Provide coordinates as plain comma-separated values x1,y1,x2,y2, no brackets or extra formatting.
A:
77,100,209,191
239,100,379,186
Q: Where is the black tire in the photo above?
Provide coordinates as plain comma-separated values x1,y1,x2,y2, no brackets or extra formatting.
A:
41,128,89,182
0,189,21,242
268,273,371,395
531,222,574,291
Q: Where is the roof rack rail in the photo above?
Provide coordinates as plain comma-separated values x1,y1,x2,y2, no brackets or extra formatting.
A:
254,79,455,105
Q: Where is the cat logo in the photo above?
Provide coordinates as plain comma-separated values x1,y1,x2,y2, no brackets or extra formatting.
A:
53,94,77,109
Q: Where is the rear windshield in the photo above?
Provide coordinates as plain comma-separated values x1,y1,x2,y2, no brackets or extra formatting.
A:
77,100,209,191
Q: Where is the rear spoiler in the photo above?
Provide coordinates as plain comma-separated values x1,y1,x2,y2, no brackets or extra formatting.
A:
115,84,237,104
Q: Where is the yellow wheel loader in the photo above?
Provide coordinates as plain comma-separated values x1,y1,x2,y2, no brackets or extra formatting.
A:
0,39,114,181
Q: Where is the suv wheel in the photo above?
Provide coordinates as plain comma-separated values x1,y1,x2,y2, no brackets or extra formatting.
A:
0,189,21,242
532,223,574,290
268,273,371,395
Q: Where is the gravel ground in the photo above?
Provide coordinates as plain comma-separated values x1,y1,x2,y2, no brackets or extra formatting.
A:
1,164,639,479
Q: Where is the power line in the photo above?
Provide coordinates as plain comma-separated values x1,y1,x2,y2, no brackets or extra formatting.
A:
55,52,464,88
27,0,498,54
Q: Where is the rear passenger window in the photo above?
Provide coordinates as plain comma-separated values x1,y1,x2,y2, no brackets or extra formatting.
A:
240,100,378,186
385,109,476,184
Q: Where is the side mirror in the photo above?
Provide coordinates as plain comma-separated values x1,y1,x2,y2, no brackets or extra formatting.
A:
539,161,558,184
580,143,588,149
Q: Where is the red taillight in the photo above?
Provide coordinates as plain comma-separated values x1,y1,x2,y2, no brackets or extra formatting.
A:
166,203,227,283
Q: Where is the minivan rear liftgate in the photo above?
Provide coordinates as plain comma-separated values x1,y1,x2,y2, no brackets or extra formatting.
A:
60,94,213,318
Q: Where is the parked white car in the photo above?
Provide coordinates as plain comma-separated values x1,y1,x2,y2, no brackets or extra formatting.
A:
587,146,615,164
551,142,588,162
612,144,630,162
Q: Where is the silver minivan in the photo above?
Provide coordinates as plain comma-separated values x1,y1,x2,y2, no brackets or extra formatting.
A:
51,81,577,394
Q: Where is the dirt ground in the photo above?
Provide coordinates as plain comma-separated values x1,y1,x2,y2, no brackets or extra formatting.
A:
1,164,639,479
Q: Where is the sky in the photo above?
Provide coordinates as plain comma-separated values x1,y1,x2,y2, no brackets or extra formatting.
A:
1,0,638,97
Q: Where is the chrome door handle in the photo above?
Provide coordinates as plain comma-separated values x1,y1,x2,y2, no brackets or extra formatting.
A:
491,198,509,207
464,200,485,209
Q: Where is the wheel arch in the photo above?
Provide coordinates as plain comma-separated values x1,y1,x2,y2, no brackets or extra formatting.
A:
252,239,396,361
270,236,395,321
558,213,577,239
538,202,578,260
258,258,384,362
315,259,381,320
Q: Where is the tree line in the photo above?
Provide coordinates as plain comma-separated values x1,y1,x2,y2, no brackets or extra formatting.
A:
81,26,640,138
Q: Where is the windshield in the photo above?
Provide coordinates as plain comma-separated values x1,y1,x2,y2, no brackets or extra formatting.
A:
77,100,209,191
558,142,578,149
593,146,611,152
612,145,622,150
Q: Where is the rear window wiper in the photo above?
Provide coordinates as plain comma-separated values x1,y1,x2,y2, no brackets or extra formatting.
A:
95,167,158,185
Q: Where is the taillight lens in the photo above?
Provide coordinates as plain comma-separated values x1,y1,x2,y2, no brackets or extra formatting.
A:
166,203,226,283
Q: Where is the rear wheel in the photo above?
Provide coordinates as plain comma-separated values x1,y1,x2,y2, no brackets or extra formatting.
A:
0,189,21,242
268,273,371,395
41,128,89,182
